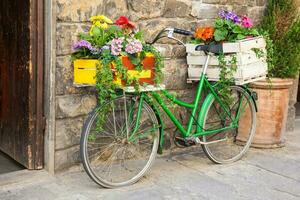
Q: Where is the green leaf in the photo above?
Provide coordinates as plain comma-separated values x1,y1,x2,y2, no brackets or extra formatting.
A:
92,27,101,37
237,34,246,40
215,19,224,28
232,26,243,34
134,31,143,40
128,54,141,66
214,29,228,41
249,28,259,36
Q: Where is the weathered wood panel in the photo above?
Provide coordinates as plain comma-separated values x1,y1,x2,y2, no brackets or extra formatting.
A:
0,0,44,169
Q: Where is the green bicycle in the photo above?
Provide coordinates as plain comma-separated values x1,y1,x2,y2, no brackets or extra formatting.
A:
80,28,257,188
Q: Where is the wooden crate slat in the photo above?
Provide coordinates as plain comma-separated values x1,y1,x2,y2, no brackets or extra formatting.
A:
187,51,264,66
186,36,266,54
187,61,268,85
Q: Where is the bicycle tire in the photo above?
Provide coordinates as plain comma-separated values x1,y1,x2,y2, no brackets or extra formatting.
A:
200,86,256,164
80,95,160,188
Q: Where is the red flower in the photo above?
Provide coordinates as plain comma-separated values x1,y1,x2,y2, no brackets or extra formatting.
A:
115,16,135,29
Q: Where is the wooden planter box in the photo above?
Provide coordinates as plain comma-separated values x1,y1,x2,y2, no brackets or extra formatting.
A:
186,37,268,85
73,55,155,87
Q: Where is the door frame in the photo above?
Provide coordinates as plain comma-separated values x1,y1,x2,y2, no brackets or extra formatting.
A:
29,0,44,169
44,0,56,174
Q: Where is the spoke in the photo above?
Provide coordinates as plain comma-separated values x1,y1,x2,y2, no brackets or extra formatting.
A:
112,103,117,136
88,143,116,160
105,113,119,134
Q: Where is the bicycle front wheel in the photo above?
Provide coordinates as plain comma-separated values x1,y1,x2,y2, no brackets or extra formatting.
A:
201,86,256,164
80,95,160,188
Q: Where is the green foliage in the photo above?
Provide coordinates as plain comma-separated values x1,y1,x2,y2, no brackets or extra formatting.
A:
217,54,237,104
260,0,300,78
214,19,259,42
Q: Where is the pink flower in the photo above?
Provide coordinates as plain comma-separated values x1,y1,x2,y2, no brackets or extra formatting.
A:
242,16,253,28
125,39,142,54
110,38,124,56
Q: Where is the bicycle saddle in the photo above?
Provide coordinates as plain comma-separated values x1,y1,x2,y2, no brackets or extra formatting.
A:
195,43,223,54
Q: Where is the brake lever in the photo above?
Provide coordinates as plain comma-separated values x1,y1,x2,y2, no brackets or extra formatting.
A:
165,28,186,46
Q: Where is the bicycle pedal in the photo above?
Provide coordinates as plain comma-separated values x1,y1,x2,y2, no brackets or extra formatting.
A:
174,136,196,147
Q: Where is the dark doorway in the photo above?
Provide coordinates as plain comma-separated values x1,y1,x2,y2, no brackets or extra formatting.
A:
0,151,24,174
0,0,44,169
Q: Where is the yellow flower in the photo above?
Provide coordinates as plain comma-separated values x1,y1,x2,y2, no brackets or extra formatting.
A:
90,15,113,24
95,21,108,29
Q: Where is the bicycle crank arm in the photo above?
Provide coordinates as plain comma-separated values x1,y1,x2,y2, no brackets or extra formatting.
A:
186,136,229,145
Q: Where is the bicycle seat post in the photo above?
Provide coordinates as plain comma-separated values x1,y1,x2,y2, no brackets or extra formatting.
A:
202,54,211,75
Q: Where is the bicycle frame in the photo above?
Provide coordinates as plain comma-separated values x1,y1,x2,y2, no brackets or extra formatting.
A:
130,54,238,140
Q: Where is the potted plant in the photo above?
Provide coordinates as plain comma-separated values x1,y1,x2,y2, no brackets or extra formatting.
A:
71,15,164,106
186,10,268,102
248,0,300,148
71,15,164,131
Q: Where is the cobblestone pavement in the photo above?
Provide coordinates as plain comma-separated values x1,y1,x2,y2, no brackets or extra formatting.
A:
0,122,299,200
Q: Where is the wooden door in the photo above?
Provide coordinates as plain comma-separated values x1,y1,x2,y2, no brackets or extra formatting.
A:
0,0,44,169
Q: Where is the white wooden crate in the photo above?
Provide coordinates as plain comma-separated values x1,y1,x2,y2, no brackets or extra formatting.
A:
186,36,266,54
186,37,268,85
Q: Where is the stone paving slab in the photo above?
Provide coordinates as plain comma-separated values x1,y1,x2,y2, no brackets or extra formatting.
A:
0,126,299,200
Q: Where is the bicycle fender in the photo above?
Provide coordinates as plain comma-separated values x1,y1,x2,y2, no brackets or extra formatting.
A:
197,93,215,133
241,85,258,112
145,97,165,154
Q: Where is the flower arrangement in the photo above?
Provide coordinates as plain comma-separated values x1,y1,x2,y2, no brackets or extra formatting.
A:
191,10,262,103
193,10,259,44
72,15,163,105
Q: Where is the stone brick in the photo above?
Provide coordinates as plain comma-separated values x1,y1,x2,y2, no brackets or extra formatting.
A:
256,0,267,6
153,44,173,58
128,0,166,19
163,59,188,90
139,19,197,42
192,19,216,29
163,0,191,18
247,6,265,25
191,3,219,19
56,94,97,119
56,0,104,22
233,5,248,16
227,0,246,5
202,0,227,4
56,23,89,55
103,0,128,20
55,117,85,150
247,0,257,6
55,145,80,171
171,45,187,58
153,44,186,58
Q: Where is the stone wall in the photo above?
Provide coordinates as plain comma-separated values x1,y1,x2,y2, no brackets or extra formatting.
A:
54,0,266,171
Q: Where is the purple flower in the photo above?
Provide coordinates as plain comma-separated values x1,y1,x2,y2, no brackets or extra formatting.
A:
125,39,143,54
101,45,110,50
90,47,101,55
219,10,241,24
72,40,93,51
218,10,227,19
110,38,124,56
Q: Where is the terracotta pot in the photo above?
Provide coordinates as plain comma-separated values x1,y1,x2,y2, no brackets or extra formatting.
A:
240,78,293,148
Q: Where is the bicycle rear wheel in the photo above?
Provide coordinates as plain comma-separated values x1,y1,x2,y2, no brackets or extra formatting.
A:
201,86,256,164
80,94,160,188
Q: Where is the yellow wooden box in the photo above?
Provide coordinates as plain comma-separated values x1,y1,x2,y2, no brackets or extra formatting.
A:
73,57,154,86
73,59,99,85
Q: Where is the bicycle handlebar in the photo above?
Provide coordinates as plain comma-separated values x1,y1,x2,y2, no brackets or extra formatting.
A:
173,28,193,36
148,27,193,45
